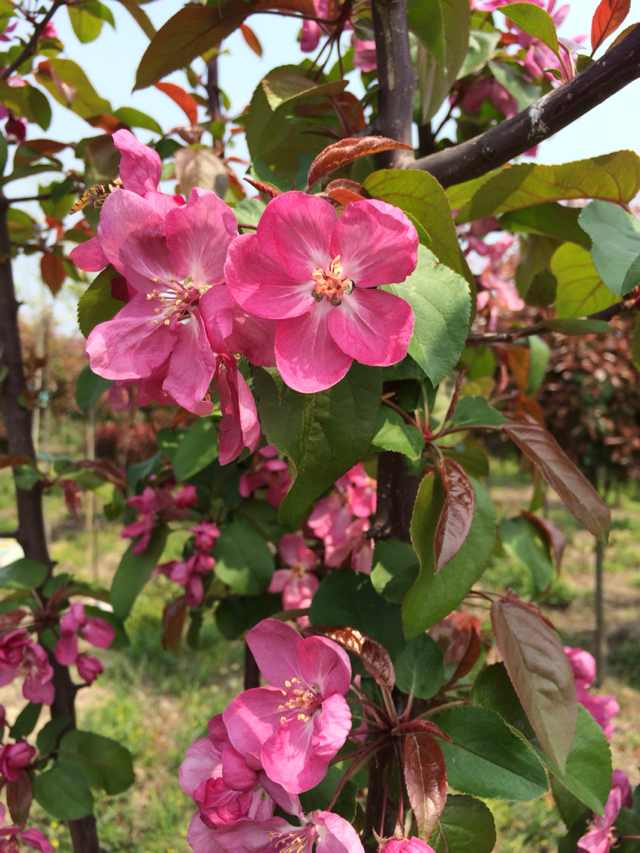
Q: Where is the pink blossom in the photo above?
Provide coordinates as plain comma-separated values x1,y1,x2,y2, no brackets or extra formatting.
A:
122,485,189,554
199,810,364,853
353,37,377,71
380,839,435,853
55,603,115,667
307,494,373,573
175,485,198,509
0,630,54,705
269,534,319,617
336,464,376,517
76,653,103,685
565,646,597,687
0,741,36,782
225,192,417,393
564,647,620,739
223,619,352,794
0,805,53,853
160,552,215,607
578,770,632,853
193,521,220,551
40,21,58,39
460,77,518,118
239,446,291,508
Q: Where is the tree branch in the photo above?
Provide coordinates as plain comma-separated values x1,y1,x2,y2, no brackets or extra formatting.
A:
206,56,222,124
413,25,640,187
1,0,66,81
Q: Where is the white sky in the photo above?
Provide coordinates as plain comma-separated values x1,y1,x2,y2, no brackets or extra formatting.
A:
11,0,640,332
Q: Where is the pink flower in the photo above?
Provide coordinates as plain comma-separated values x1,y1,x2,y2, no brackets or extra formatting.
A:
564,647,619,739
55,603,115,667
223,619,352,794
353,37,377,71
84,187,237,415
122,485,190,553
225,192,417,393
175,485,198,509
565,646,597,687
460,77,518,118
76,653,103,684
578,770,632,853
307,494,373,573
0,741,36,782
336,464,376,518
269,534,319,617
193,522,220,551
239,446,291,508
160,552,215,607
0,805,53,853
380,839,435,853
0,631,54,705
196,810,364,853
40,21,58,39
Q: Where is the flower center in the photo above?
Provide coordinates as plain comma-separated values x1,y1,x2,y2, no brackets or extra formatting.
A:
146,277,208,329
277,676,319,724
270,828,314,853
311,255,353,306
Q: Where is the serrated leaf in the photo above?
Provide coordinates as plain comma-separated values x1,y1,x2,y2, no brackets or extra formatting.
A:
307,137,411,188
591,0,630,51
449,396,506,429
372,409,424,461
497,3,560,54
435,458,475,571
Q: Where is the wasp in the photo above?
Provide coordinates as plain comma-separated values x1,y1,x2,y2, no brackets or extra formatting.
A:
71,178,123,213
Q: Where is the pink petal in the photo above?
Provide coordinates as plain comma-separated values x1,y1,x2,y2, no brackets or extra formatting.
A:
313,810,365,853
82,617,115,649
207,818,296,853
258,191,335,280
215,358,261,465
225,233,315,320
54,632,78,665
162,314,215,415
298,637,351,697
223,687,286,763
311,694,352,761
328,288,413,366
279,533,317,570
86,295,174,381
17,828,54,853
166,188,237,285
69,236,107,271
261,717,316,793
113,128,161,195
187,811,223,853
331,199,418,286
221,744,258,791
275,306,352,393
268,569,292,594
179,736,221,797
246,619,303,687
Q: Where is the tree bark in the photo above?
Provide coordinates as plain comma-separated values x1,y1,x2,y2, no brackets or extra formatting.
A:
0,194,101,853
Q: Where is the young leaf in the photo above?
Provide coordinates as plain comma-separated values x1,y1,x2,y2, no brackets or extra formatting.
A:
491,596,577,771
430,795,497,853
497,3,560,55
434,458,475,571
306,136,412,188
372,409,424,462
551,243,617,318
77,267,124,337
240,22,263,56
404,732,448,837
40,251,66,295
162,596,188,651
503,417,610,539
579,200,640,296
448,396,506,429
154,82,198,127
110,525,168,620
591,0,631,52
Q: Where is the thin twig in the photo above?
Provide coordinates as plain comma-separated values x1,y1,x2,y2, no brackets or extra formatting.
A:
1,0,66,81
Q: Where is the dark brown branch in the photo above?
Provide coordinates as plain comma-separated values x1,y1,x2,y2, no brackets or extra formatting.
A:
413,25,640,186
1,0,66,81
6,193,54,204
206,56,222,124
0,194,100,853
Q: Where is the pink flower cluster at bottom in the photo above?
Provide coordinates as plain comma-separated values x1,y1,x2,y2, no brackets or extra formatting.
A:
0,804,52,853
578,770,632,853
159,521,220,606
564,647,620,739
0,629,54,705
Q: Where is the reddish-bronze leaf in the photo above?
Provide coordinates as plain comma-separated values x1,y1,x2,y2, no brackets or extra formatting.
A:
403,732,448,837
503,416,610,539
521,510,566,568
155,82,198,127
0,454,32,469
40,251,66,295
243,176,281,198
591,0,630,51
330,92,366,135
434,458,475,571
608,21,640,50
324,178,365,206
492,596,577,770
361,637,396,691
7,770,32,825
431,610,482,682
307,136,412,188
162,596,188,651
240,22,263,56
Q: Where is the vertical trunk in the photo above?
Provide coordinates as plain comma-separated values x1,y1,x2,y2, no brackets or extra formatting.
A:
594,538,606,687
0,195,101,853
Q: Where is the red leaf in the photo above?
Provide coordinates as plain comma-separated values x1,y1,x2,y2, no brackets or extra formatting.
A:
503,416,610,539
7,771,32,825
324,178,365,206
492,595,577,770
403,732,448,837
521,510,566,568
240,22,263,56
155,82,198,127
40,251,66,295
431,610,482,682
307,136,412,188
162,596,188,651
330,92,366,135
434,458,475,571
243,176,281,198
361,638,396,691
591,0,630,51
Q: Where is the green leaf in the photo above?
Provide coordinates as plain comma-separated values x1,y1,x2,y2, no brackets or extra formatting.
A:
10,703,42,740
408,0,445,63
527,335,550,395
113,107,162,135
500,203,590,247
489,59,540,111
37,716,72,757
35,58,111,118
544,318,611,335
579,200,640,296
110,525,168,620
215,594,282,640
214,519,274,595
233,197,266,227
394,634,445,699
551,243,617,318
33,761,94,820
0,135,7,176
435,706,548,800
68,3,104,42
387,246,471,386
473,662,535,738
372,409,424,461
59,730,134,795
542,706,612,815
497,2,560,54
404,474,496,636
172,418,218,481
449,396,506,429
500,517,554,595
416,0,470,120
0,558,48,590
363,169,469,278
254,365,381,529
0,81,51,130
430,795,497,853
371,539,419,604
459,30,501,77
448,151,640,223
310,572,405,657
77,267,124,337
75,365,111,412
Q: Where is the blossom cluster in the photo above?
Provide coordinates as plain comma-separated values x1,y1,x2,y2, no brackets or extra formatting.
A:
564,646,620,740
71,131,418,463
298,0,377,72
159,521,220,607
0,804,52,853
179,618,360,851
0,624,54,706
54,603,115,685
122,482,198,554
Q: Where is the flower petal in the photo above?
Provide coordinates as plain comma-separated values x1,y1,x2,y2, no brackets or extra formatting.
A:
275,306,352,393
69,236,107,271
166,188,237,285
311,694,352,761
223,687,287,763
258,191,335,280
179,736,221,797
261,717,316,793
215,357,260,465
162,314,215,414
331,199,418,286
328,288,413,366
246,619,303,687
113,128,161,195
298,637,351,697
313,810,365,853
225,233,314,320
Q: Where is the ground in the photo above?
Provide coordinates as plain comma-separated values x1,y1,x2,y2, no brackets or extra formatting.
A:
1,454,639,852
